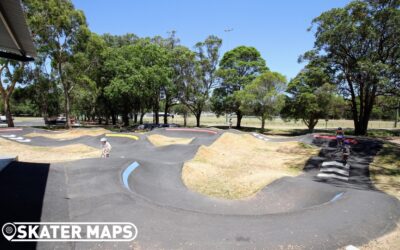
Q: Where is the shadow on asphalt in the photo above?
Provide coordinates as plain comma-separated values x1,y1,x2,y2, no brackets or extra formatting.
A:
306,136,384,191
0,162,50,250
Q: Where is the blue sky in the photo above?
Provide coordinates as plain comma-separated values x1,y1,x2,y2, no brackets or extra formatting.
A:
72,0,351,80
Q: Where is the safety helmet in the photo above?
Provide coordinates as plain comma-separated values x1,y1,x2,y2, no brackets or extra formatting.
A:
338,127,342,130
100,137,107,142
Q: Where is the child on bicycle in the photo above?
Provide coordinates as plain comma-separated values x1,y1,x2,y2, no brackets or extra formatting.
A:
336,127,345,148
342,140,351,162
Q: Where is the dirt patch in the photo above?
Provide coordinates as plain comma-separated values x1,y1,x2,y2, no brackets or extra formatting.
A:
148,134,193,147
0,138,101,163
182,133,318,199
358,224,400,250
387,137,400,145
25,128,110,140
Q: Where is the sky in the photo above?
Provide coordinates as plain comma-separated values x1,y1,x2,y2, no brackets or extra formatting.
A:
72,0,351,80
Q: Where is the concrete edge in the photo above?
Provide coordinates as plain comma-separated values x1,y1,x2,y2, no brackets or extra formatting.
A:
0,155,18,172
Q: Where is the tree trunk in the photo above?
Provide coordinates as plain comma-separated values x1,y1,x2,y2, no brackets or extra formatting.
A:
195,112,201,127
134,113,138,124
354,97,374,136
58,60,71,129
4,98,14,127
122,113,129,126
41,100,49,125
304,117,318,133
183,113,187,127
64,90,71,129
111,113,116,125
394,101,399,128
0,63,22,128
154,105,159,125
164,103,169,124
140,112,145,124
261,117,265,132
236,111,243,128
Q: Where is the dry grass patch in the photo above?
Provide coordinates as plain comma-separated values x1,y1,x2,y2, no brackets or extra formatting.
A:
0,138,101,163
148,134,193,147
182,133,318,199
358,141,400,250
25,128,110,140
370,142,400,199
358,223,400,250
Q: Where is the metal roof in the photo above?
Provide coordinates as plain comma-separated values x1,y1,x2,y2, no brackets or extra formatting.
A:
0,0,36,61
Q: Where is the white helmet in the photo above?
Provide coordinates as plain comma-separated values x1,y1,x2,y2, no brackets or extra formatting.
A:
100,137,107,142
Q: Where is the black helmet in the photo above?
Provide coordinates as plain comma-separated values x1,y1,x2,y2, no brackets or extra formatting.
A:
338,127,342,130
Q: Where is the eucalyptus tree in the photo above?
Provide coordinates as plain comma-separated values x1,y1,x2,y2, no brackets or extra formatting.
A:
23,0,89,128
184,35,222,127
306,0,400,135
68,33,110,123
0,60,25,127
155,31,182,124
24,57,61,123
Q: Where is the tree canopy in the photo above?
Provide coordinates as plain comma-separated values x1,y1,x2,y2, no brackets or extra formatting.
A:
212,46,268,128
306,0,400,135
281,63,336,132
1,0,398,132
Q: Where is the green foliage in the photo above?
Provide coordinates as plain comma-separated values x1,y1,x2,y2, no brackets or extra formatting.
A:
180,35,222,127
0,60,26,126
211,46,268,127
16,0,399,132
103,39,171,125
23,0,89,127
237,71,286,130
281,63,336,131
306,0,400,134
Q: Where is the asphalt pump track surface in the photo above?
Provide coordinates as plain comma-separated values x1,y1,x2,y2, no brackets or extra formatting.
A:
0,127,399,249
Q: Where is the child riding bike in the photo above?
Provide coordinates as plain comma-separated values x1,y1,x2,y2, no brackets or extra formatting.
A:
336,127,345,150
342,140,351,162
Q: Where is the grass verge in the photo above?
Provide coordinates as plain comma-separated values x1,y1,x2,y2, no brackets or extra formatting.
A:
370,142,400,199
358,141,400,250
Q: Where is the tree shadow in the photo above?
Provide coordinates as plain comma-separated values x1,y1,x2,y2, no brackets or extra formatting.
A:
0,161,50,249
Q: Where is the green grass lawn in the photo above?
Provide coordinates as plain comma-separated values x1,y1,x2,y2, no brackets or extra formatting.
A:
144,114,398,131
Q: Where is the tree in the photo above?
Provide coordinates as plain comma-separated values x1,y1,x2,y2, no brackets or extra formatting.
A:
69,33,108,123
24,59,61,122
104,40,171,126
212,46,268,128
0,60,25,127
180,35,222,127
307,0,400,135
24,0,89,128
281,64,335,132
238,71,286,131
159,31,181,124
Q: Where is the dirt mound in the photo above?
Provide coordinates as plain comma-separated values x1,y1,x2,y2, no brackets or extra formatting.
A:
0,138,101,163
182,133,318,199
25,128,109,140
147,134,193,147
